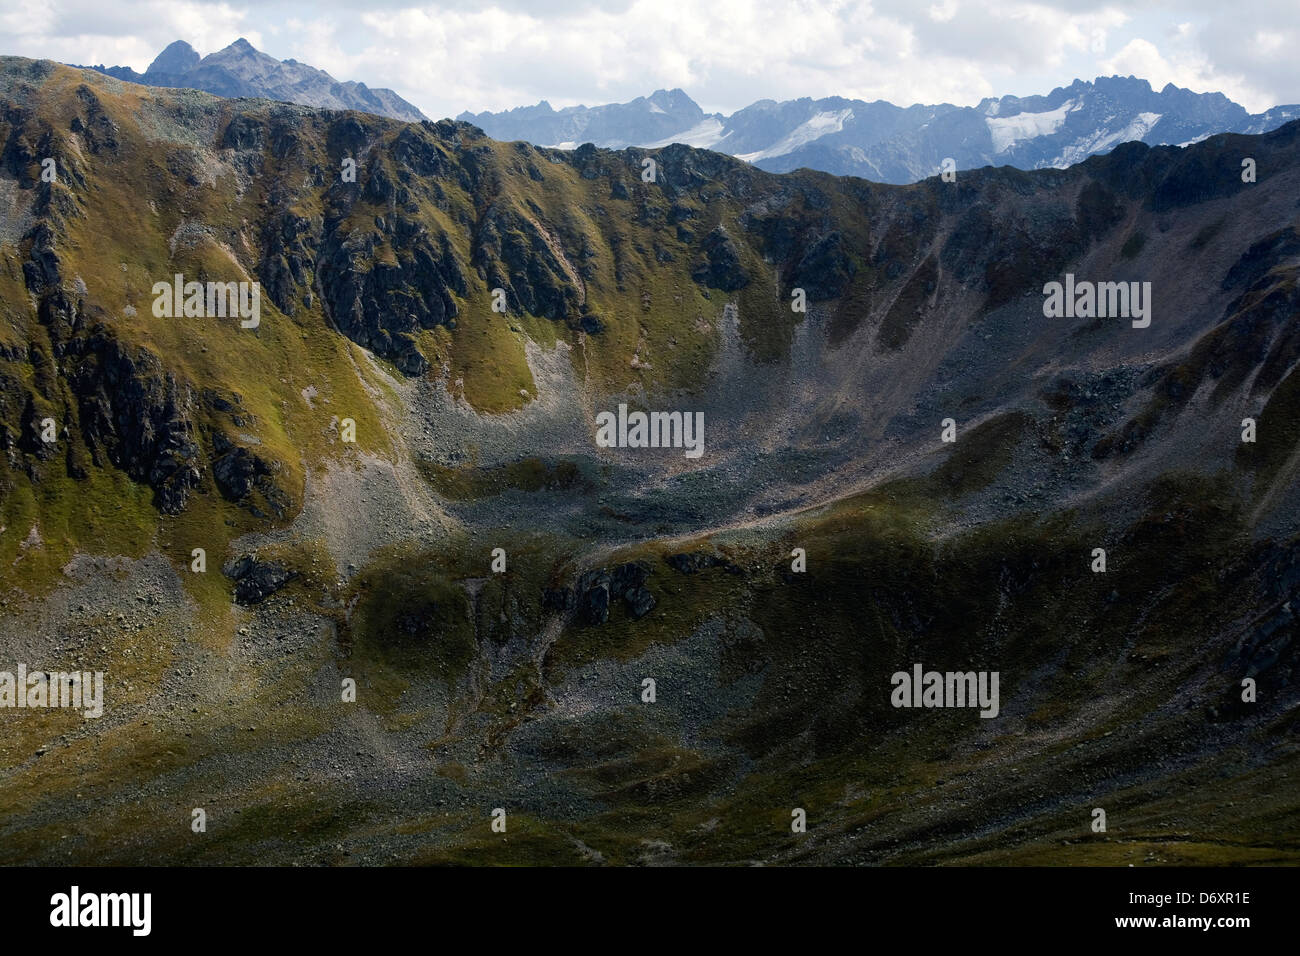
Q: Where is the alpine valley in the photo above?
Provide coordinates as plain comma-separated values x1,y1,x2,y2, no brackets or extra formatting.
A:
0,55,1297,865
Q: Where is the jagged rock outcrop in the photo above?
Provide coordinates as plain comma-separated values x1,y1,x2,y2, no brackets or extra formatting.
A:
691,226,749,291
69,331,202,515
547,561,657,625
210,433,290,520
472,205,584,320
316,216,466,375
224,554,297,605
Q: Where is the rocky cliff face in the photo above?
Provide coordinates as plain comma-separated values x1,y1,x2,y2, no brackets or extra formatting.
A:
0,57,1297,865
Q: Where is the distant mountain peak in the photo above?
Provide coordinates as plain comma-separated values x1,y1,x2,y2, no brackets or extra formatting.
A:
205,37,279,68
72,38,426,123
146,40,199,76
649,87,694,103
464,76,1299,183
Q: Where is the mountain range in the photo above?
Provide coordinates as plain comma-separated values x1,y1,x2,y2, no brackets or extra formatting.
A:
0,54,1298,865
461,78,1300,183
71,41,1300,186
77,38,427,123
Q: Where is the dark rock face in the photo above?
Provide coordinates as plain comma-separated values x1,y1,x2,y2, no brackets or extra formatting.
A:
651,143,745,197
578,569,612,624
68,331,202,515
692,226,750,291
555,561,657,625
15,393,57,461
210,434,290,520
326,115,372,162
210,443,263,499
221,114,264,152
315,206,466,376
224,555,297,605
542,587,576,612
258,207,321,317
21,222,62,296
940,198,1084,310
610,562,656,619
787,230,855,300
623,583,656,619
8,160,203,514
391,125,452,179
1231,598,1295,684
472,206,584,321
9,297,288,519
71,87,119,154
1221,227,1300,294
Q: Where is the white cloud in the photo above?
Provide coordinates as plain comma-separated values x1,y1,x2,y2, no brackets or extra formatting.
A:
0,1,260,70
928,0,959,23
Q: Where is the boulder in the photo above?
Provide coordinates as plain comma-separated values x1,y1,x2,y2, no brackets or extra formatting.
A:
224,555,297,605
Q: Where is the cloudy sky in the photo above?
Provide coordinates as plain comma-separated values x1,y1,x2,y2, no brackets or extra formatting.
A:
3,0,1297,118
